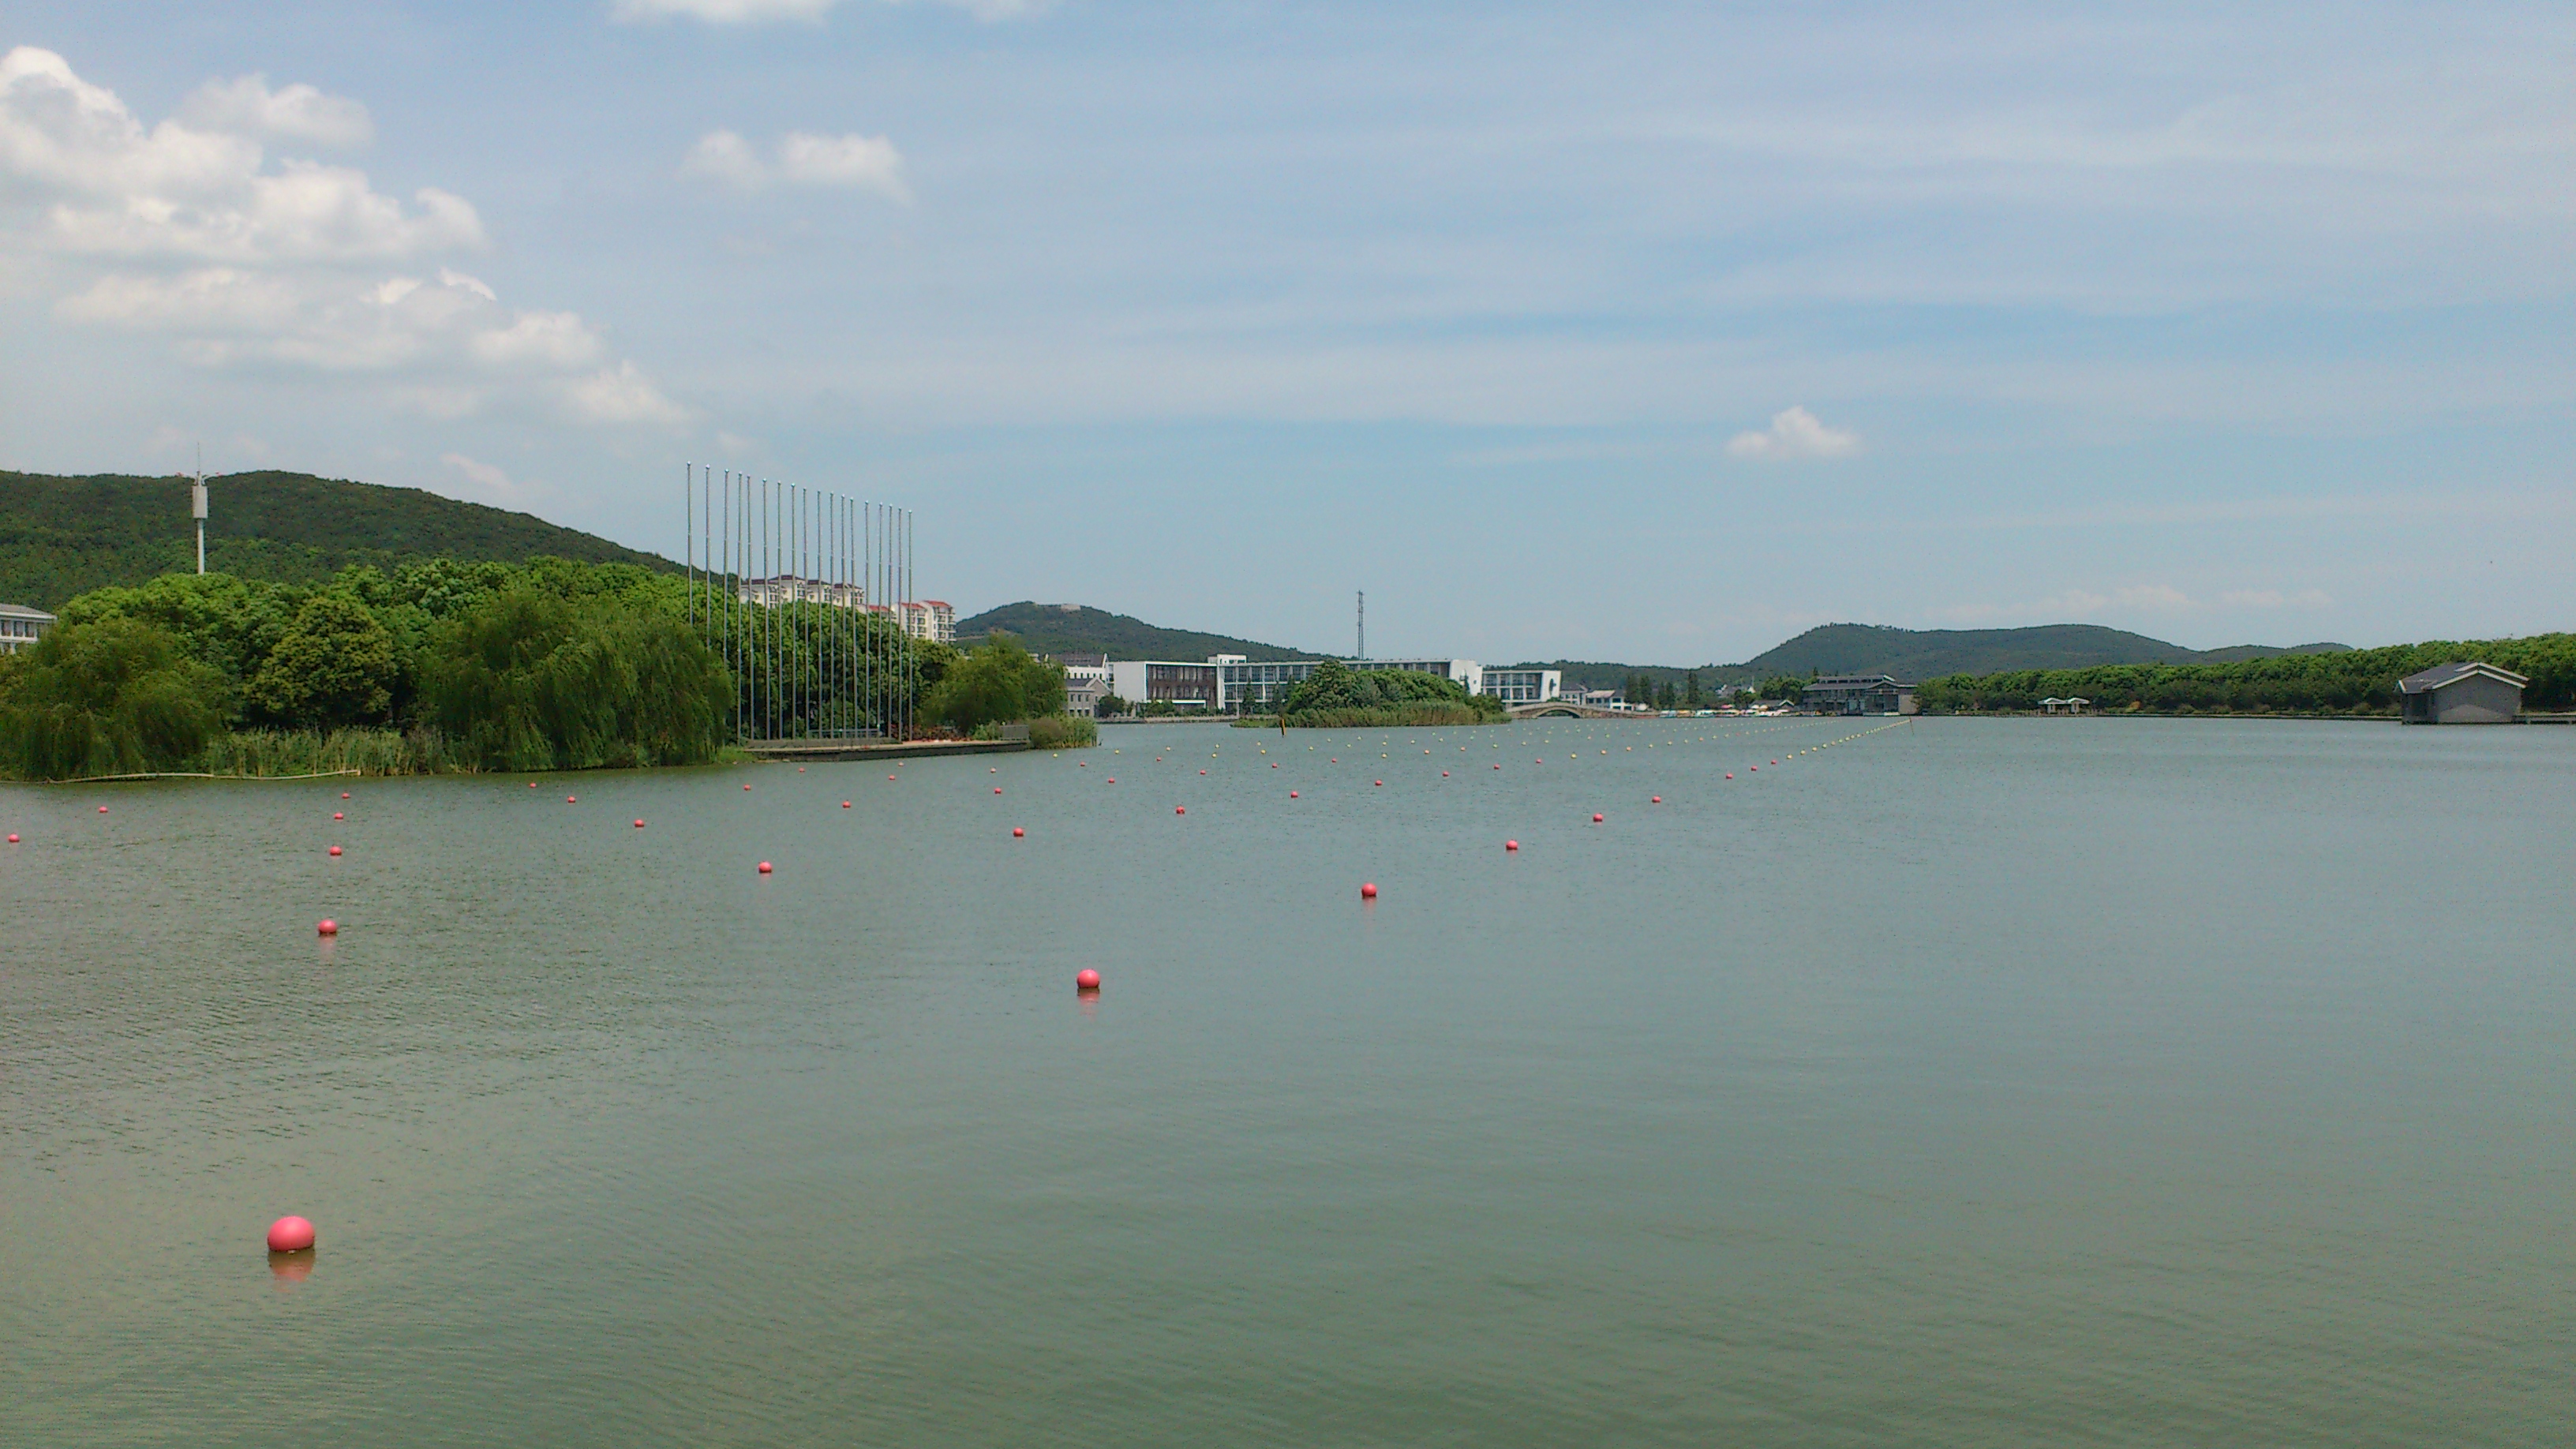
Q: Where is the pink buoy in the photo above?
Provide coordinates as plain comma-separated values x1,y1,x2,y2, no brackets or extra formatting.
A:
1360,882,1378,899
1200,769,1208,775
1593,813,1604,822
328,845,343,857
994,786,1003,794
1075,968,1102,992
316,919,338,936
1442,770,1450,777
1505,840,1518,852
1374,780,1383,787
634,819,646,829
266,1215,316,1252
1772,760,1779,766
842,800,852,808
99,805,108,814
1175,805,1187,814
888,775,896,781
1651,796,1662,804
333,812,343,820
567,796,577,803
1106,777,1116,784
341,792,351,800
1288,790,1298,798
745,784,753,791
1012,826,1025,837
1724,773,1734,779
757,861,773,874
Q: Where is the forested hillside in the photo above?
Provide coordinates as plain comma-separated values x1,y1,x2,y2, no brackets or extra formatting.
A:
956,601,1323,661
0,470,672,609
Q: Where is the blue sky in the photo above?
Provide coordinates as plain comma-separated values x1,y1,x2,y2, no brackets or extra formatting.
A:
2,2,2567,663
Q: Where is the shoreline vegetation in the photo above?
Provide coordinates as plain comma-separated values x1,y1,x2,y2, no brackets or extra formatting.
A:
1917,633,2573,717
1241,658,1510,729
0,561,1095,783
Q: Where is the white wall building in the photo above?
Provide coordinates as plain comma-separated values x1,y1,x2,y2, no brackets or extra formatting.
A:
738,575,865,608
0,603,55,656
896,600,956,644
1479,668,1563,705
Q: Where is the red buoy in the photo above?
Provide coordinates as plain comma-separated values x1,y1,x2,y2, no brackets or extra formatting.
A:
1505,840,1518,851
994,786,1003,794
341,792,350,800
889,775,896,781
1107,777,1116,784
757,861,773,874
1374,780,1383,787
745,784,753,791
5,835,16,844
1593,813,1604,822
1175,805,1187,814
842,801,852,808
1725,772,1734,779
1360,882,1378,899
1076,968,1102,992
266,1216,316,1252
98,805,108,814
567,796,577,803
316,919,338,935
328,845,343,856
333,812,343,820
1289,790,1299,798
530,781,537,788
1200,769,1208,775
1442,770,1450,777
1651,796,1662,804
634,819,646,829
1012,826,1025,837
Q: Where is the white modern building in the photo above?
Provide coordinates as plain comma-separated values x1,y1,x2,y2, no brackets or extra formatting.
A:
0,602,54,656
1095,654,1559,713
1481,668,1563,706
896,600,956,644
738,575,866,608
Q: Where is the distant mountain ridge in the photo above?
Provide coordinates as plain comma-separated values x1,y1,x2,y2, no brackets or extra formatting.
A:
954,601,1326,661
1729,623,2351,681
1,470,672,608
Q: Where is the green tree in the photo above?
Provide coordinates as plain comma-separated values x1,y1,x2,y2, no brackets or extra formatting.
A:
0,617,229,779
247,593,400,728
424,586,729,769
921,635,1067,732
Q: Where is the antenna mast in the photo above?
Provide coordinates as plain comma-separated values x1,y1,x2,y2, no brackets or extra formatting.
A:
1356,590,1365,660
191,445,208,575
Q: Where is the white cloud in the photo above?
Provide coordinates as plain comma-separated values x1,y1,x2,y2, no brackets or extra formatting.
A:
1726,405,1859,459
683,128,911,200
0,47,478,262
615,0,839,21
11,47,684,429
564,361,695,425
777,132,910,199
440,451,519,496
178,74,373,150
614,0,1045,23
680,129,768,189
2220,588,2334,609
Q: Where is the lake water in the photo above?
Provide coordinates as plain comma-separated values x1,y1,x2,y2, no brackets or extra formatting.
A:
4,717,2571,1447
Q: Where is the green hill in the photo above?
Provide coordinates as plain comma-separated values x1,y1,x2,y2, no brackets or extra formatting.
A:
0,469,673,609
1731,623,2349,681
955,601,1324,661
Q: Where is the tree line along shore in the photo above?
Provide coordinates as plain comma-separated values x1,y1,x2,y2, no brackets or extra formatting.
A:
0,559,1091,782
1914,635,2573,717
